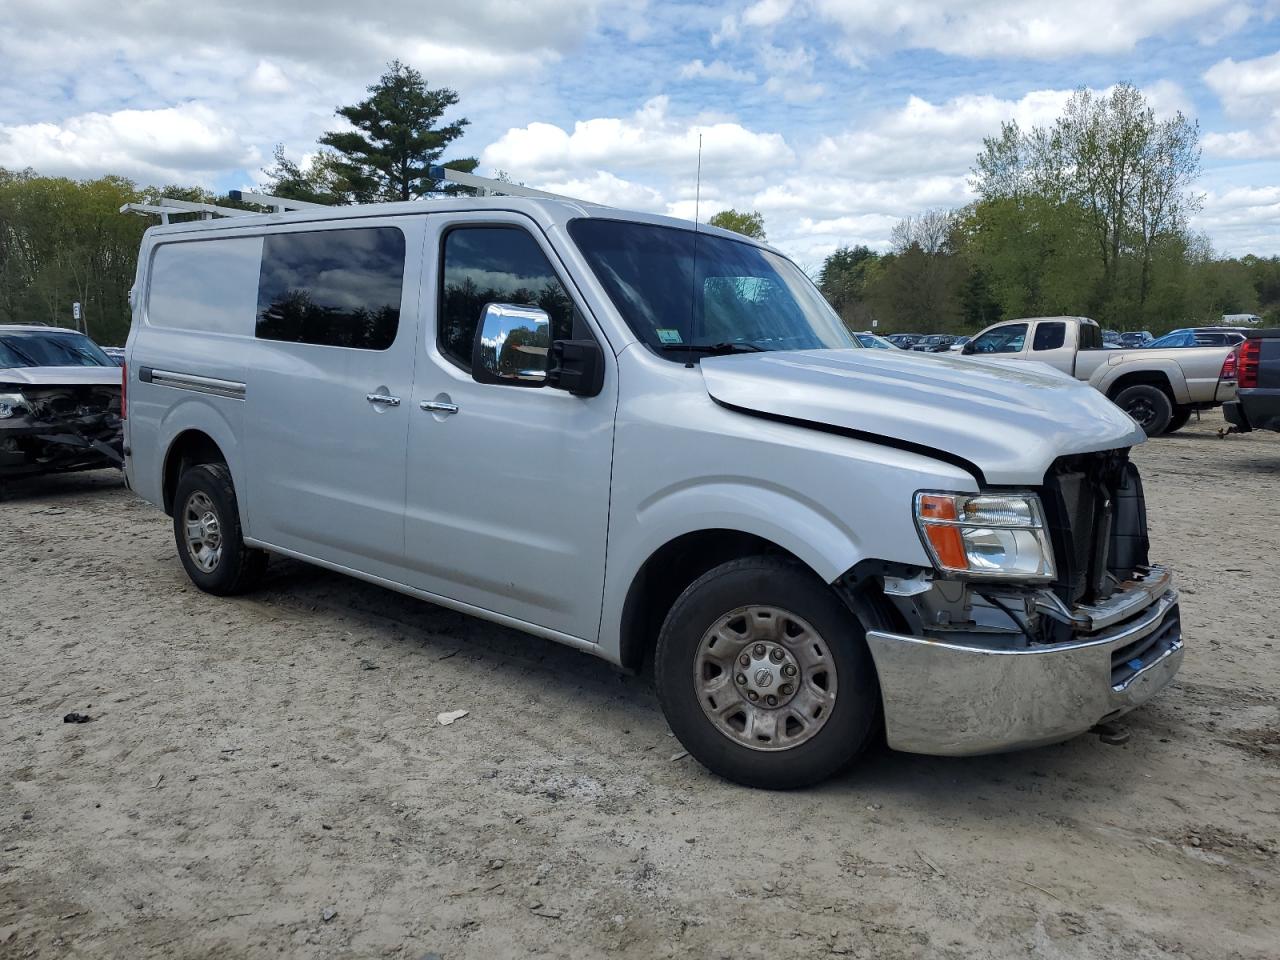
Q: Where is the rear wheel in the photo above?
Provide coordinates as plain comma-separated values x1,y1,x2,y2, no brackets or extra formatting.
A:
173,462,267,595
1164,406,1193,433
1114,384,1173,437
655,556,881,789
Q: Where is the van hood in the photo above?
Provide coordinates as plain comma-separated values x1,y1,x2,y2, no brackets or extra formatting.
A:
700,349,1144,486
0,366,122,388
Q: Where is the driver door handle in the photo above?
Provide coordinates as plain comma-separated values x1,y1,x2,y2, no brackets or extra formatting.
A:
420,400,460,415
366,393,401,406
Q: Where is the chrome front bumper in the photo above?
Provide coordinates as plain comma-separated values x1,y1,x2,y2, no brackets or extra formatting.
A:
865,579,1183,756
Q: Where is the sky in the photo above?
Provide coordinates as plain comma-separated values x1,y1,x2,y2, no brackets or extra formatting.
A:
1,0,1278,268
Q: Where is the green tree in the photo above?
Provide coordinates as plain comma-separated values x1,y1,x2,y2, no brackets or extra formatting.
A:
708,209,766,240
971,83,1202,325
320,60,477,202
262,144,352,205
817,245,879,322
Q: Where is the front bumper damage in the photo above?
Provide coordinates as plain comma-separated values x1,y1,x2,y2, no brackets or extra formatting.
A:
866,566,1182,755
0,389,123,478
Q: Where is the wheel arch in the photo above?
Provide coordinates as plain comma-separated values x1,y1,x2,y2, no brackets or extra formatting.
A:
617,529,816,674
162,429,229,516
1096,363,1188,405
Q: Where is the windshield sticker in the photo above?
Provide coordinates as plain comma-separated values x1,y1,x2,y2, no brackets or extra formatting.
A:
655,328,684,345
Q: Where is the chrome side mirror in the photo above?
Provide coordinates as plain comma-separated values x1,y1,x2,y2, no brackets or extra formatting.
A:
472,303,551,386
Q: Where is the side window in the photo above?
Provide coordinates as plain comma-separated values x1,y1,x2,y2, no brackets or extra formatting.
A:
439,226,576,370
256,227,405,350
148,237,262,334
971,323,1028,354
1033,321,1066,351
1078,324,1102,350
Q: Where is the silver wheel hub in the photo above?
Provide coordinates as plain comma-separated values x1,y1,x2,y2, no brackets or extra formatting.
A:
695,605,838,752
183,491,223,574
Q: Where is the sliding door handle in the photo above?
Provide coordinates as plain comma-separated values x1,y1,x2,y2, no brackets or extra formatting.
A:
366,393,401,406
420,400,459,415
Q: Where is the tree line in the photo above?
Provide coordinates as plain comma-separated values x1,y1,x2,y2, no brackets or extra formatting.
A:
1,73,1274,349
812,84,1278,334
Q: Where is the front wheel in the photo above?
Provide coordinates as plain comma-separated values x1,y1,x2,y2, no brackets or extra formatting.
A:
655,557,881,789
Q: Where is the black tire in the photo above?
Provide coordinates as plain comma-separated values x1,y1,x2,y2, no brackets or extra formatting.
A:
1114,384,1173,437
172,462,267,595
1165,406,1192,433
655,556,881,789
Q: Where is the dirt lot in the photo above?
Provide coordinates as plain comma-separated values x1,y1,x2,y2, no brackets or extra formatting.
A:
2,415,1278,959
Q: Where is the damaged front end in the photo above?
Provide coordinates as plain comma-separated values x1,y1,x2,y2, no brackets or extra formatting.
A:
857,449,1183,756
0,382,123,479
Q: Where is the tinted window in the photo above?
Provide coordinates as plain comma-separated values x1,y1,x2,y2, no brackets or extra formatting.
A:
970,323,1028,354
256,228,404,350
0,331,113,367
1033,321,1066,351
439,227,576,370
1079,324,1103,350
149,237,262,335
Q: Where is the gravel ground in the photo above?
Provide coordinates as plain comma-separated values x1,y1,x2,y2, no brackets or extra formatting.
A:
2,415,1278,959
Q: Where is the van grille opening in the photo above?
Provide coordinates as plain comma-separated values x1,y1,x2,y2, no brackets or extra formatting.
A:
1040,450,1149,606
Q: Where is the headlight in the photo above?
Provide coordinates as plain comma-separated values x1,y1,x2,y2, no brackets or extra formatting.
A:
0,392,28,419
914,492,1056,580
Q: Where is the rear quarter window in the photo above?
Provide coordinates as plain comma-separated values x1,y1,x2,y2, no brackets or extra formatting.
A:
147,237,263,334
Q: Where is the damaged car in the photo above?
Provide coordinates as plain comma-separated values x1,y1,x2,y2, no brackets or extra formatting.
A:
0,325,124,479
122,187,1184,789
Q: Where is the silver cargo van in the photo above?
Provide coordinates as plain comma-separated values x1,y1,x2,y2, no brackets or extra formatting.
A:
123,193,1183,787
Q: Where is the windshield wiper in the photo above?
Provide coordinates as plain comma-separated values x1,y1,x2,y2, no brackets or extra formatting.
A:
657,341,766,355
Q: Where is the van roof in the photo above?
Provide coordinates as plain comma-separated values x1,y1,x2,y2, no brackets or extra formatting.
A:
139,194,785,255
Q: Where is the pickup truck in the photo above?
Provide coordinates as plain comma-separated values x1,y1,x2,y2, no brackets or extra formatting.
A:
1224,329,1280,433
962,316,1237,436
122,189,1185,788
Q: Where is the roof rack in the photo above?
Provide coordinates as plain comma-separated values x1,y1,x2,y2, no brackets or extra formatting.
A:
119,169,590,223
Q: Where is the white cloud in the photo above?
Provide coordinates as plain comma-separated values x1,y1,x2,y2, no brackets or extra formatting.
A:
678,59,757,83
742,0,796,27
244,61,291,96
480,96,794,180
1204,48,1280,115
1203,49,1280,160
732,0,1248,60
0,104,256,184
1193,185,1280,254
536,171,668,209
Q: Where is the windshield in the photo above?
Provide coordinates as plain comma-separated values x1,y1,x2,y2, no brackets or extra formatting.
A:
568,219,857,358
0,330,114,368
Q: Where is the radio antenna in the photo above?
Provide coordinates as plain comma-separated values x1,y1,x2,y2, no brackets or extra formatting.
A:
685,132,704,366
694,133,703,228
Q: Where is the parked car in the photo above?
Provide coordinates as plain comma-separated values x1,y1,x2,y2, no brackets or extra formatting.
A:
962,316,1236,436
1146,328,1246,348
911,335,956,353
1118,331,1153,348
102,346,126,365
0,325,124,478
123,195,1183,788
1224,329,1280,433
1102,330,1123,348
949,336,971,352
885,333,922,349
854,331,898,349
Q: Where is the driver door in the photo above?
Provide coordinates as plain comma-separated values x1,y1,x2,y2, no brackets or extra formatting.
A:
402,214,617,642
